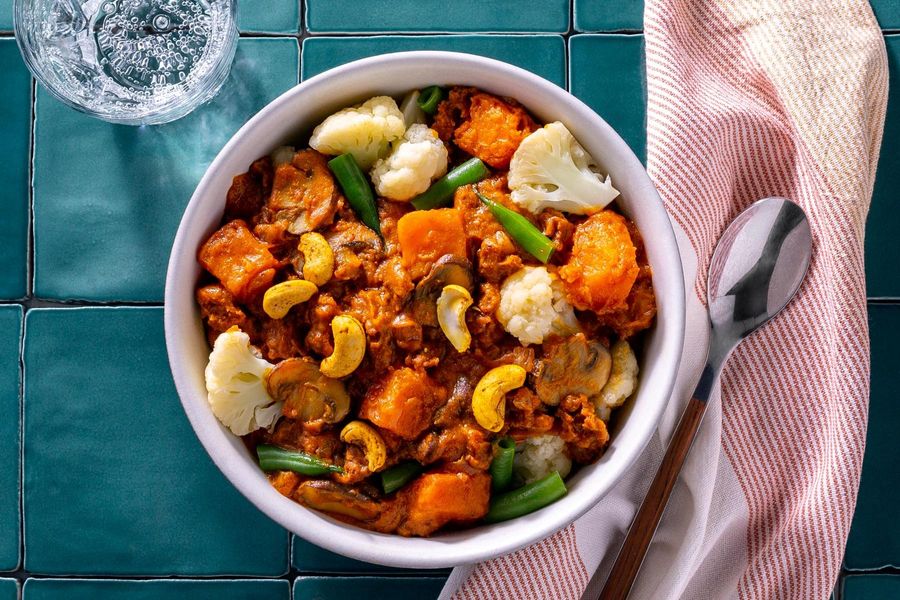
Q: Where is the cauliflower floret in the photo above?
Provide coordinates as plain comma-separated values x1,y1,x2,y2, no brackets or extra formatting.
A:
508,121,619,215
205,328,281,436
513,435,572,485
497,266,579,346
595,339,638,411
370,124,449,201
309,96,406,170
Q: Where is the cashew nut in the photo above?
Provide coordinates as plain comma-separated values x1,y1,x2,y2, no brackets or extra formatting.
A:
299,232,334,286
340,420,387,472
472,364,527,432
262,280,318,319
437,284,473,353
320,315,366,378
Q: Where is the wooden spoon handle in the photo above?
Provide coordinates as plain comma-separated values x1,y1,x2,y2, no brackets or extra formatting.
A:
598,395,709,600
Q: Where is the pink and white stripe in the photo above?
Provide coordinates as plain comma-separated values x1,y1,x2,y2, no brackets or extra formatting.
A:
441,1,887,598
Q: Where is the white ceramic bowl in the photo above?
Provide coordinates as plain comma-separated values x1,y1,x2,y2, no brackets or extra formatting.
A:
165,51,685,569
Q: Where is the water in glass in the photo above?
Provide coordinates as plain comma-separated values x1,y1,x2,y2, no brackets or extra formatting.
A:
15,0,237,124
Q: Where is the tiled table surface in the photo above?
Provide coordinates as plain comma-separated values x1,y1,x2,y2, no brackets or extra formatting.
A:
0,1,898,598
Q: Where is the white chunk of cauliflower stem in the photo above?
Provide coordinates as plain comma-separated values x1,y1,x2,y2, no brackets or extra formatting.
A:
508,121,619,215
205,328,281,436
513,434,572,485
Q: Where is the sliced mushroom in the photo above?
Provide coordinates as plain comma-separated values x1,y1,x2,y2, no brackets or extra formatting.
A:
265,357,351,424
410,255,476,327
324,222,384,282
294,480,383,522
533,333,612,406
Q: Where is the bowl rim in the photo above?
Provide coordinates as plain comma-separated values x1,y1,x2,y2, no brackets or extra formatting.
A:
165,50,686,568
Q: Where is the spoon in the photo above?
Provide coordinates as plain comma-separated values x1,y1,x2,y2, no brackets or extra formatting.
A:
597,197,812,600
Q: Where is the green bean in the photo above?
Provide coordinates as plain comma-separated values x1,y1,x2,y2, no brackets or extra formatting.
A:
490,437,517,492
327,153,382,235
477,192,554,263
484,471,567,523
411,157,490,210
257,444,343,476
416,85,445,115
380,461,424,494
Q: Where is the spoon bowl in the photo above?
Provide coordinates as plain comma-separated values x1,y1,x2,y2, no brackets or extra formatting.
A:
708,197,812,346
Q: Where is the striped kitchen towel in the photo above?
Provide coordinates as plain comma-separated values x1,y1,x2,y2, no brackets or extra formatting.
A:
440,1,888,599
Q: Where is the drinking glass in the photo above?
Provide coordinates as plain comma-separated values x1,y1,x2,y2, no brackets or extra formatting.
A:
15,0,238,125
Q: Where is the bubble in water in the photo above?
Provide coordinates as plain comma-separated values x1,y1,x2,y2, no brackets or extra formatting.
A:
151,13,169,30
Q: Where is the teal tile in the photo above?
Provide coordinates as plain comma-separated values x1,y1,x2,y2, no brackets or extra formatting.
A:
294,577,447,600
292,537,397,574
0,306,22,572
842,574,900,599
0,40,31,300
570,34,646,163
575,0,643,31
301,35,566,88
871,1,900,29
23,307,289,575
292,537,451,575
238,0,298,33
24,579,289,600
305,0,568,33
845,304,900,569
33,38,299,302
0,579,16,600
866,35,900,298
0,0,10,29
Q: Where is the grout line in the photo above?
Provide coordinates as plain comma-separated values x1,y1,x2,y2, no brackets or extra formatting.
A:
5,573,450,581
299,0,305,36
237,31,300,38
16,298,25,579
301,29,582,36
0,300,164,309
565,0,574,91
298,0,310,81
25,79,35,304
842,566,900,575
0,30,648,41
